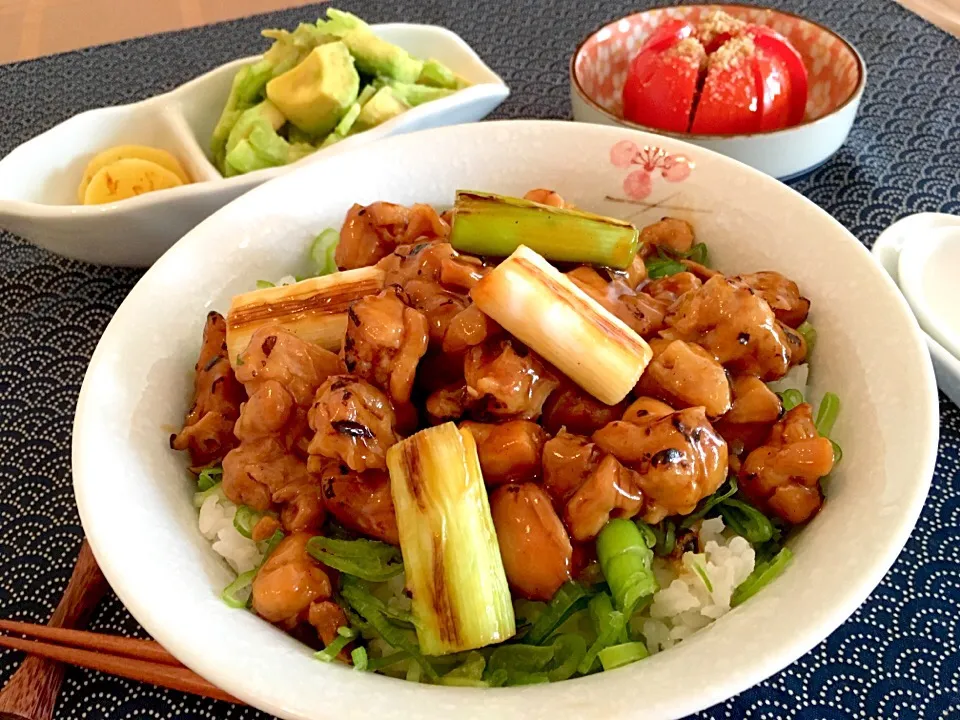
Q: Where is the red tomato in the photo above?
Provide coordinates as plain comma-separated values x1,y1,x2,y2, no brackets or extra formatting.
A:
640,19,694,52
689,47,760,134
623,45,703,132
747,25,809,126
754,49,792,131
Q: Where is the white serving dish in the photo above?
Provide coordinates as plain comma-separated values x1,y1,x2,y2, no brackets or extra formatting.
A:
0,23,508,267
873,212,960,407
73,120,938,720
570,5,866,180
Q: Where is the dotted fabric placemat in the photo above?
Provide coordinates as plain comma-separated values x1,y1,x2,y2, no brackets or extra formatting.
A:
1,1,959,718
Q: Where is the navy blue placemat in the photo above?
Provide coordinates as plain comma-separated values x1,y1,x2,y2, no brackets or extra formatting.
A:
1,1,959,718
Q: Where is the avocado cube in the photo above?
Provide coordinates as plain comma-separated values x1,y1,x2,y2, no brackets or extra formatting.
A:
340,30,423,84
266,41,359,136
353,86,410,132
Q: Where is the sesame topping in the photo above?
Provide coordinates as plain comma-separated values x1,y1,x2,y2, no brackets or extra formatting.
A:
666,37,708,69
709,36,756,72
698,10,747,46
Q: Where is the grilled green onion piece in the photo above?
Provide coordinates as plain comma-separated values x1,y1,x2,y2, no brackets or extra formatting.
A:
450,190,640,269
598,641,649,671
305,536,403,582
387,423,515,655
732,547,794,606
471,245,652,405
596,519,659,616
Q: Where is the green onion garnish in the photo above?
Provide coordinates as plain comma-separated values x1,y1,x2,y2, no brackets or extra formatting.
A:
681,477,739,528
578,593,627,675
692,562,713,593
305,536,403,582
797,321,816,353
596,519,658,616
645,256,686,279
220,569,256,609
524,582,591,645
831,439,843,464
597,640,649,671
259,529,285,562
232,506,260,539
351,646,369,671
545,633,586,681
780,388,804,411
681,242,709,265
366,650,409,671
732,547,794,606
314,634,352,662
439,651,486,684
196,466,222,492
815,392,841,437
310,228,340,276
192,481,225,509
652,519,677,557
255,280,275,289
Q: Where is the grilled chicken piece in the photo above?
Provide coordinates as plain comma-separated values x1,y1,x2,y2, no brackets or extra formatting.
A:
593,403,728,523
463,339,558,421
252,533,332,626
740,403,834,525
567,265,667,338
638,217,695,256
541,379,628,437
635,339,732,417
490,483,572,600
541,431,604,509
642,271,701,308
724,375,782,425
222,436,311,512
737,271,810,328
171,312,245,468
460,420,546,484
336,202,449,270
319,464,399,544
663,274,795,380
307,375,398,473
341,287,429,405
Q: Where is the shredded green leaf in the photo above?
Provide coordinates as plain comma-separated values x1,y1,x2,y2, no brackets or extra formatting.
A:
255,279,275,289
578,593,626,675
732,547,794,606
306,536,404,581
524,582,592,645
351,646,369,671
681,242,709,265
440,651,486,685
314,634,351,662
718,499,775,544
366,650,409,671
310,228,340,276
645,255,686,279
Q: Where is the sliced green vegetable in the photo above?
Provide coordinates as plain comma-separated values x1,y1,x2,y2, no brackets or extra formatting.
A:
692,562,713,593
718,499,775,544
248,122,291,165
305,536,403,582
353,86,409,132
418,58,459,89
317,10,424,83
192,481,225,509
255,280,275,289
233,505,261,539
340,579,439,680
450,190,640,269
681,477,738,528
596,519,658,616
644,247,686,279
439,651,486,685
314,633,352,662
682,242,709,265
259,529,285,562
309,228,340,276
221,569,256,608
780,388,805,411
815,392,841,437
196,466,222,492
598,641,649,671
366,650,409,671
225,139,276,175
652,519,676,557
351,646,369,671
578,593,626,674
797,321,817,353
732,547,794,606
383,80,455,107
525,582,591,645
831,439,843,464
546,633,586,681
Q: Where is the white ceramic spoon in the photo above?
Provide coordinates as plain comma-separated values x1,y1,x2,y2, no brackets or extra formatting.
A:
873,212,960,406
898,226,960,361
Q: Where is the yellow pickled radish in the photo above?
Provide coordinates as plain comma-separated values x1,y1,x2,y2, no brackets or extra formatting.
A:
82,158,183,205
78,145,190,203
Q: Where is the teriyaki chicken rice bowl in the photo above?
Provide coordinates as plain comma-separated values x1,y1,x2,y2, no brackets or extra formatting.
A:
171,187,840,685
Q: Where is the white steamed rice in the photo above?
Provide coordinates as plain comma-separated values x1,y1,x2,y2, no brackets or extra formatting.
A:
197,490,262,574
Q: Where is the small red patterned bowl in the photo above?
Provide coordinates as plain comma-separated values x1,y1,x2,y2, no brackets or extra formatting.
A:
570,4,866,179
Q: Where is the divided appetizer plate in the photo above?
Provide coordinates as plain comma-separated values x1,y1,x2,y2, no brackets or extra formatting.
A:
0,24,508,267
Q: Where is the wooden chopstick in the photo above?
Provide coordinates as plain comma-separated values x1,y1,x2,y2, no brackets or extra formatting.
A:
0,625,241,704
0,620,180,666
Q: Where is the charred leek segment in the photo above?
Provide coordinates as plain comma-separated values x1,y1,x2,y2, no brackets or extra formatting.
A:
471,245,652,405
226,266,384,363
387,423,516,656
450,191,640,269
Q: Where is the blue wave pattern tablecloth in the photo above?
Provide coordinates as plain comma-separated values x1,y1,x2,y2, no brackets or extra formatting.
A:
1,1,959,717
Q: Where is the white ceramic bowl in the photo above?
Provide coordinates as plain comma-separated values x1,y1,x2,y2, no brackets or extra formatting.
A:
570,5,866,180
0,23,508,267
872,212,960,407
73,120,938,720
